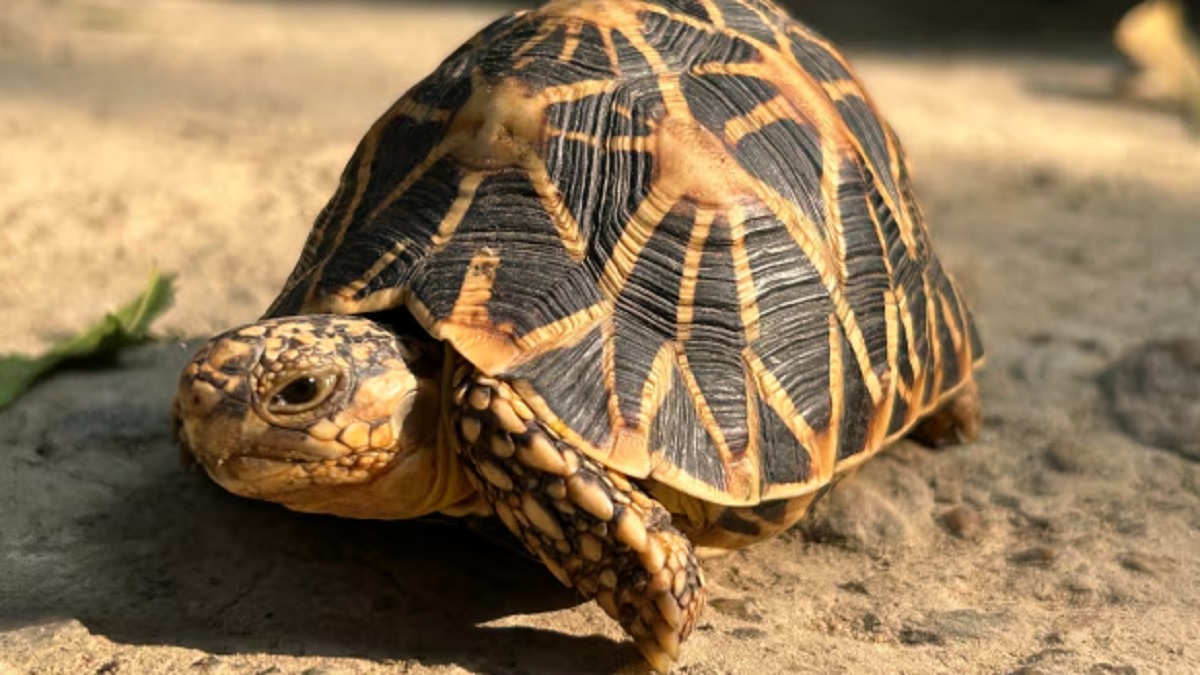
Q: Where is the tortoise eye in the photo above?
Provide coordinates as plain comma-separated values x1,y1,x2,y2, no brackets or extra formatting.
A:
267,373,337,414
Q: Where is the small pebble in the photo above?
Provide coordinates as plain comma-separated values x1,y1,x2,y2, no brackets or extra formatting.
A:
190,656,225,672
1009,545,1059,567
939,505,983,540
727,626,767,640
708,597,762,622
1118,550,1177,577
1043,439,1089,474
898,626,944,645
1100,337,1200,461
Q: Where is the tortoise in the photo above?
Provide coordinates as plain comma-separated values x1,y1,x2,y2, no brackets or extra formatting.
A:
172,0,984,670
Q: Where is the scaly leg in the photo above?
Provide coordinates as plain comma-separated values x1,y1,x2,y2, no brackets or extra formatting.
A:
451,370,705,673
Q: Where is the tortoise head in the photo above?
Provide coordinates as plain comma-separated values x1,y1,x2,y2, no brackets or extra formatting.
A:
172,315,481,519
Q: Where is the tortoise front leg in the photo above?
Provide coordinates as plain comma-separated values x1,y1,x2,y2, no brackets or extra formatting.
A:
452,373,705,673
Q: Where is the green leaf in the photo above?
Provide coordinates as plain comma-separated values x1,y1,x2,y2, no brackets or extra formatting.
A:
0,271,176,409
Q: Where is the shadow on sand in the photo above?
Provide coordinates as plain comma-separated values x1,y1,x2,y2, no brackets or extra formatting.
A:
0,345,633,674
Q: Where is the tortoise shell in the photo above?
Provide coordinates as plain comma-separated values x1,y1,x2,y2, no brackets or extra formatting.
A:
266,0,984,507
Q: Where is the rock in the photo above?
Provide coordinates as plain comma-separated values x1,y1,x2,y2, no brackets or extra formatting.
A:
898,626,944,646
189,656,226,672
707,597,763,623
1118,550,1179,577
727,627,767,640
918,609,1010,642
1100,338,1200,461
1043,438,1090,474
1088,665,1137,675
1009,545,1059,568
938,504,984,540
801,453,938,554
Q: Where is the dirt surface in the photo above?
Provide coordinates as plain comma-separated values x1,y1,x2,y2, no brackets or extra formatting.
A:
2,1,1199,674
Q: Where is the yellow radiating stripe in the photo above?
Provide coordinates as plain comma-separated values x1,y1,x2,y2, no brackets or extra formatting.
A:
820,80,866,103
614,24,692,118
925,273,943,402
861,178,906,410
894,284,924,419
364,146,451,225
692,58,885,403
511,15,567,64
721,95,794,145
867,290,901,448
893,284,921,374
684,15,924,260
560,20,582,63
672,348,749,495
601,315,622,437
939,291,969,396
448,248,501,327
940,293,966,357
782,23,863,93
743,347,830,481
727,206,762,344
697,0,726,29
691,54,882,236
825,314,845,464
340,240,408,297
821,154,888,407
548,129,598,146
527,160,587,262
953,278,981,367
740,354,762,478
302,90,460,309
823,146,848,289
392,99,455,124
466,8,528,51
698,56,885,406
884,124,920,258
690,59,762,78
675,210,716,342
598,193,673,301
536,78,620,105
513,300,612,354
638,342,678,432
430,171,485,252
600,26,621,76
546,130,651,153
734,0,790,47
608,135,651,152
861,169,897,281
301,124,381,307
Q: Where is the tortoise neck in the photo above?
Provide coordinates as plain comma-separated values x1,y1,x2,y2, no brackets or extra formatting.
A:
428,343,489,516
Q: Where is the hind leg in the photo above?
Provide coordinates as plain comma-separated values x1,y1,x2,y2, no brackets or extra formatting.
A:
908,377,982,448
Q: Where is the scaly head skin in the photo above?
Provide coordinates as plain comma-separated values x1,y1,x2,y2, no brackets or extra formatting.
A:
172,315,482,519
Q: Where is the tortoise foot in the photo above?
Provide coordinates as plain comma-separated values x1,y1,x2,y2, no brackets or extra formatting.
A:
909,377,982,448
454,372,705,673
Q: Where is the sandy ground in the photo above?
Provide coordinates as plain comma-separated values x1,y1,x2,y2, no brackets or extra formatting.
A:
2,1,1199,674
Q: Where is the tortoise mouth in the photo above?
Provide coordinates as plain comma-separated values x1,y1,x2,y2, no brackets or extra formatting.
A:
193,443,406,505
176,414,389,476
